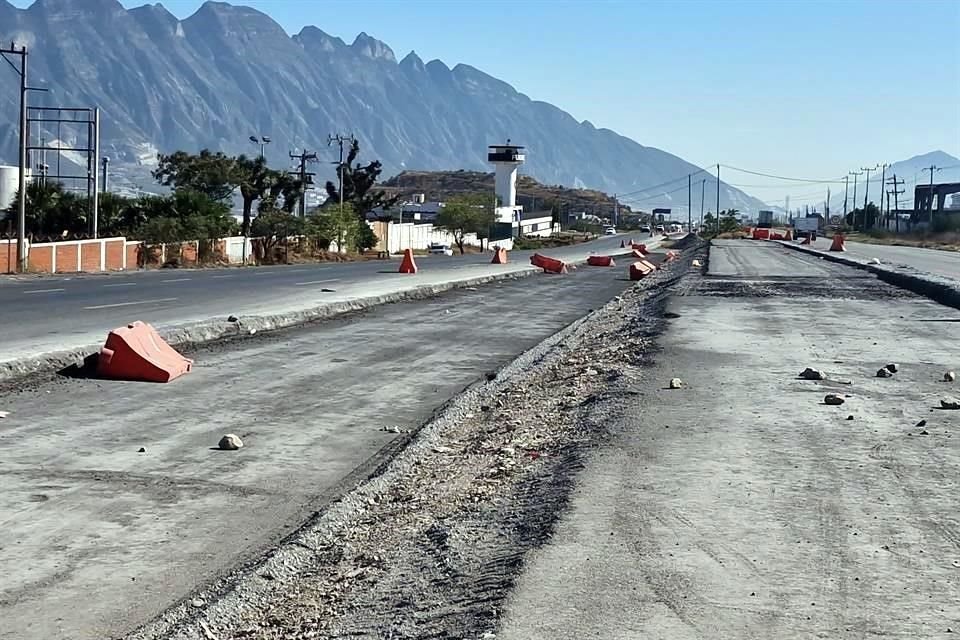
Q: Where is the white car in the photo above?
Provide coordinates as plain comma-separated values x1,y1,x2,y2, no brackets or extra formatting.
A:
428,243,454,256
604,226,617,235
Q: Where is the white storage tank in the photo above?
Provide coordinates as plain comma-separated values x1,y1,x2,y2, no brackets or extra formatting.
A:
0,165,19,212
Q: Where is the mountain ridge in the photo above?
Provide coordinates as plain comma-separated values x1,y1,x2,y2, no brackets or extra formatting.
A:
2,0,765,212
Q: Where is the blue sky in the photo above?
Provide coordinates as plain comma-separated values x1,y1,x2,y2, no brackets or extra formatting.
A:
11,0,960,205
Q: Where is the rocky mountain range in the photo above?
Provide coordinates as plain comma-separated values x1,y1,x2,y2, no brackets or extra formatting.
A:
2,0,767,212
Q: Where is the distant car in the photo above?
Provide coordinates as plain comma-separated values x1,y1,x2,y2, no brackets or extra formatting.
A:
604,226,617,235
640,225,651,233
428,243,453,256
655,225,665,233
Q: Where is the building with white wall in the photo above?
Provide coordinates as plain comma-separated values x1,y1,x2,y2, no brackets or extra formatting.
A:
0,165,19,212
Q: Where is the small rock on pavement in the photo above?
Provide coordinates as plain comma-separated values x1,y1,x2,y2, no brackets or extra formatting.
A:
885,363,899,373
692,259,702,267
799,367,826,380
669,378,683,389
218,434,243,450
916,419,927,427
138,447,146,453
191,598,205,608
846,415,854,421
0,410,9,419
876,368,893,378
824,394,845,405
945,371,956,382
941,399,960,410
227,315,239,323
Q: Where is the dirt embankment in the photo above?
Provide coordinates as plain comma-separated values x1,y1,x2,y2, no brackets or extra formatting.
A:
128,244,704,640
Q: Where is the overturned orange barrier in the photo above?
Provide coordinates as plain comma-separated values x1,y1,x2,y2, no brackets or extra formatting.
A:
398,248,418,273
801,233,812,245
490,247,508,264
631,249,647,260
829,233,846,252
587,255,616,267
97,321,193,383
664,250,680,262
752,228,771,240
783,228,794,241
629,260,655,280
530,253,567,274
631,243,649,254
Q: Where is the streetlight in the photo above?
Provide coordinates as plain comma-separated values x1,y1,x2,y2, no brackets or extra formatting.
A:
249,135,270,160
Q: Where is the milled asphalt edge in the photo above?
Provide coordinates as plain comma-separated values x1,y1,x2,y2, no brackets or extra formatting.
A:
776,239,960,310
123,239,702,640
0,255,607,383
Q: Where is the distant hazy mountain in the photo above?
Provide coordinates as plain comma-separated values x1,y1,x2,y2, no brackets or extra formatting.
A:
0,0,770,212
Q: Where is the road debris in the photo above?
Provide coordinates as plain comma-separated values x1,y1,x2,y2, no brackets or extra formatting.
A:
218,434,244,450
799,367,826,380
945,371,956,382
0,410,9,419
138,447,146,453
669,377,683,389
227,315,239,323
824,394,845,405
916,419,927,427
885,363,899,373
941,399,960,410
876,367,894,378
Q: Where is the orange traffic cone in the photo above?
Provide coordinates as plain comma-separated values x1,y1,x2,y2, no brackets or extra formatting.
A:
490,247,508,264
801,233,812,245
783,228,793,241
620,239,625,248
398,248,418,273
829,233,846,252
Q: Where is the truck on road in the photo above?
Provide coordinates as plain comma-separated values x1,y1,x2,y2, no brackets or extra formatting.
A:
757,210,774,229
794,216,819,240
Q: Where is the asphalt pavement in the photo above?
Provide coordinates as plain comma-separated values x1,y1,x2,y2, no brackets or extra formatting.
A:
803,236,960,280
498,240,960,639
0,265,634,640
0,233,655,368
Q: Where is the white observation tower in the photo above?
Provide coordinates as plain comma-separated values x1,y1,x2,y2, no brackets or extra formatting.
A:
488,140,525,227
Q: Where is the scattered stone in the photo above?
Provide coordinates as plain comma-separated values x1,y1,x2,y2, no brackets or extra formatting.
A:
870,257,881,265
432,445,454,454
465,412,476,419
584,367,599,376
920,430,930,435
692,259,702,267
945,371,956,382
885,363,899,373
669,378,683,389
799,367,826,380
138,447,146,453
0,410,9,419
941,399,960,410
380,425,403,434
480,405,491,412
876,368,893,378
191,598,205,608
218,434,243,450
916,419,927,427
227,315,239,323
248,328,257,335
485,371,498,381
846,415,854,421
824,394,845,405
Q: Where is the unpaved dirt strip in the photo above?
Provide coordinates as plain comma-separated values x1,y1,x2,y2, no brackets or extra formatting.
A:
499,240,960,639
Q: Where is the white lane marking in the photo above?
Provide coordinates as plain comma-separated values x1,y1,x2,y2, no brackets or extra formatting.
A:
211,275,234,279
23,288,65,294
286,269,307,273
295,279,341,286
161,277,192,283
103,282,137,288
84,297,178,310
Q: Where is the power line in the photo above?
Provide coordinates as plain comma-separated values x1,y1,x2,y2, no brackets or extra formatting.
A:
720,163,846,183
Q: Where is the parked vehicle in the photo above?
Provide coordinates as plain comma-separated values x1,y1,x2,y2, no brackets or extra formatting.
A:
604,226,617,235
640,225,651,233
655,224,665,233
428,243,453,256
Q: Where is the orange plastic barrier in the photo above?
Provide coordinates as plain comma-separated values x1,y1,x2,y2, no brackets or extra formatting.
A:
629,261,655,280
631,249,647,259
398,248,418,273
664,250,680,262
530,253,567,274
783,229,794,241
97,321,193,383
490,247,508,264
631,243,649,254
752,228,771,240
586,255,616,267
801,233,812,245
829,233,846,252
620,239,626,248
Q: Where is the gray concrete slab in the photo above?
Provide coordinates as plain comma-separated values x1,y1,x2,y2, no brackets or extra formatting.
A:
804,236,960,280
0,267,631,640
498,241,960,639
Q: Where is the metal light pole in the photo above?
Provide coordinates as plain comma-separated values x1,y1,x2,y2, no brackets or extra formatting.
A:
102,155,110,193
860,164,877,230
849,171,862,230
249,135,270,160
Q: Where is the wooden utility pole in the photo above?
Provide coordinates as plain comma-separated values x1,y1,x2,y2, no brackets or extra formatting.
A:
288,149,317,217
886,174,904,233
327,133,356,214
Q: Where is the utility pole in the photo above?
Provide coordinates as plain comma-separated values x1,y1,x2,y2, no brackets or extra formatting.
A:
699,178,705,231
288,150,317,217
716,164,721,234
687,173,692,233
327,133,356,215
613,193,618,227
886,174,904,233
842,175,849,221
849,170,862,230
102,155,110,193
861,165,877,231
876,163,889,230
925,165,940,223
1,43,27,272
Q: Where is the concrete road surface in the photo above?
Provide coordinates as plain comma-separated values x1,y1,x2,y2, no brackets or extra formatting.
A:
0,233,656,368
499,240,960,639
0,266,631,640
803,235,960,281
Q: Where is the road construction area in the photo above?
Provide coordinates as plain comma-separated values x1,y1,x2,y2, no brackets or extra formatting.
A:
0,265,632,640
803,235,960,281
0,233,651,375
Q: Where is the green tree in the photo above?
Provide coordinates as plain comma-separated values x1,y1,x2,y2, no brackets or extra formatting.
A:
309,202,360,253
435,194,495,254
719,209,741,234
324,140,397,218
251,210,304,263
153,149,238,203
236,155,281,237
